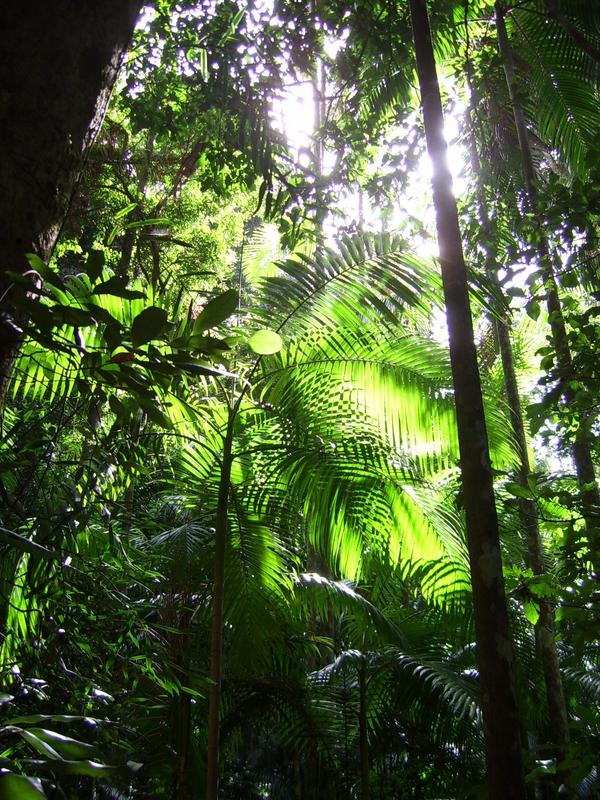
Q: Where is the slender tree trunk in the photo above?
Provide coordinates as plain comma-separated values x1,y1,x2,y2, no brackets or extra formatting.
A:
408,2,526,797
358,659,370,800
206,414,234,800
496,3,600,564
466,101,570,757
0,1,142,415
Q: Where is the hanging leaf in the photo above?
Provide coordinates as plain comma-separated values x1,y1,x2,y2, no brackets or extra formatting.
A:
523,601,540,626
131,306,169,346
123,217,169,230
113,202,137,220
86,249,105,282
0,774,46,799
192,289,238,333
248,329,283,355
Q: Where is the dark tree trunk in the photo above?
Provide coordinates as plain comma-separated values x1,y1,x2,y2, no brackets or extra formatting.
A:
496,2,600,566
407,2,526,798
466,96,571,759
206,415,234,800
358,660,370,800
0,0,142,412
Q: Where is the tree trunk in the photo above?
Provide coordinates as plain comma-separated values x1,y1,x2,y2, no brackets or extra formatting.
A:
206,414,234,800
358,659,370,800
407,2,526,798
466,96,571,759
495,2,600,566
0,0,142,414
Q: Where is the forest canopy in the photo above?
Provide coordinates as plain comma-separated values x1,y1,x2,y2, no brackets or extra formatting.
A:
0,1,599,799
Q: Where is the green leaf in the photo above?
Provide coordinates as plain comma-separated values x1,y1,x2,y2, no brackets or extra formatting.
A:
0,774,46,799
114,202,138,220
103,323,122,350
50,306,95,328
86,249,105,282
123,217,169,230
5,715,99,726
27,729,96,760
526,299,540,321
131,306,169,346
139,397,173,430
505,482,533,500
523,600,540,626
19,729,62,760
186,335,231,353
192,289,238,332
93,276,146,300
25,253,64,289
248,329,283,355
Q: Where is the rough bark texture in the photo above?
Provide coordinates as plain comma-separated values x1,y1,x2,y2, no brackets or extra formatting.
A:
0,0,142,412
496,2,600,564
408,1,526,797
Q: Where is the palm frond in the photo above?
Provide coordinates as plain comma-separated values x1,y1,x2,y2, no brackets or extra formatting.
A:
509,6,600,178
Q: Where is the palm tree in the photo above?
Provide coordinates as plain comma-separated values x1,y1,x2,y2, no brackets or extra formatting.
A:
407,1,526,797
494,2,600,570
163,231,483,798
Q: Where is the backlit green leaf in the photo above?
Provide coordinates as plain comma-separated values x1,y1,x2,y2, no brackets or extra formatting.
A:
523,601,540,626
248,329,283,355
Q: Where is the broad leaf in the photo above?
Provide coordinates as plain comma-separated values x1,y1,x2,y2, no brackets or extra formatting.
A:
27,729,96,760
93,276,146,300
248,329,283,355
86,249,105,282
0,774,46,799
193,289,238,332
131,306,169,346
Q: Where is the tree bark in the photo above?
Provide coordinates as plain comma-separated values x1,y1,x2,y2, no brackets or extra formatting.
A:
466,95,570,758
408,2,526,798
358,659,370,800
496,2,600,566
0,0,142,414
206,414,234,800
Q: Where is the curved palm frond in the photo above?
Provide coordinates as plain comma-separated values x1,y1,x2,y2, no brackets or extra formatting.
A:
508,4,600,178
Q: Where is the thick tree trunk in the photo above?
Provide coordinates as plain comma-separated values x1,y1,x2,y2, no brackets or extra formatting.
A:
0,0,142,413
496,2,600,566
408,2,526,798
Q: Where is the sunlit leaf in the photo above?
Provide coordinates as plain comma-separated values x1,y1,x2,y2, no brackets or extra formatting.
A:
248,329,283,355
